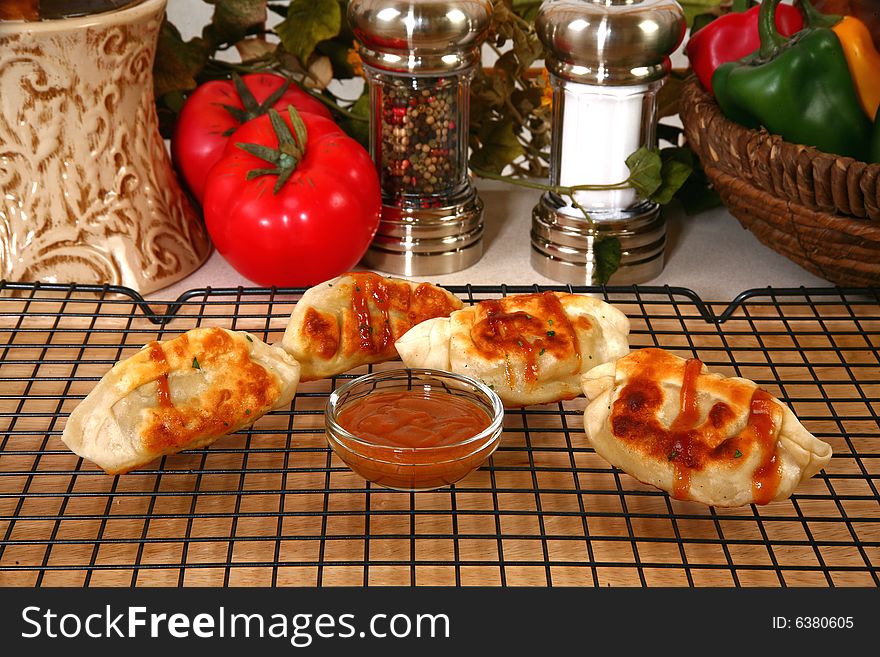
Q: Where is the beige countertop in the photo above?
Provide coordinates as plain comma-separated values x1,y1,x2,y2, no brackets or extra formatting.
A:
150,181,828,303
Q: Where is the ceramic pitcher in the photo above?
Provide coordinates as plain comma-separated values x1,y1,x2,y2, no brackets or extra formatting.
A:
0,0,211,293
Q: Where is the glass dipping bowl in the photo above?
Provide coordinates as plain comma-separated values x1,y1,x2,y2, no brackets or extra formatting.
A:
325,369,504,491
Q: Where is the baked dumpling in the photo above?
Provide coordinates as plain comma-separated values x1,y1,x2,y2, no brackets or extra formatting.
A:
62,327,301,474
395,291,630,406
281,271,462,381
581,348,833,507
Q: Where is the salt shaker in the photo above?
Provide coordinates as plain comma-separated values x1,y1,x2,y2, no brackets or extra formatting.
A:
348,0,492,276
531,0,685,284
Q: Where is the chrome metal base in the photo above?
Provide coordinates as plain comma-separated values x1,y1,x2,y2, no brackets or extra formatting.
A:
363,192,484,276
530,194,666,285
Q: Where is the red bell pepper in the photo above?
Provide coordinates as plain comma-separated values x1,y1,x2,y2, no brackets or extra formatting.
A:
686,3,804,96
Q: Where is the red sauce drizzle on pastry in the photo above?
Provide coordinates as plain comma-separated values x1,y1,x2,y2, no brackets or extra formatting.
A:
610,349,783,505
350,273,395,354
472,292,579,390
350,274,378,353
342,272,459,360
668,358,703,500
368,275,394,352
747,390,781,505
147,343,173,408
481,299,538,388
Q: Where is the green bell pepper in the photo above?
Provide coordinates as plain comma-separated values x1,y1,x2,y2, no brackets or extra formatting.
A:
712,0,873,162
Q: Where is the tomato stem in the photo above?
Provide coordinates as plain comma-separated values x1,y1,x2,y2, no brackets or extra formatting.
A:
287,106,308,152
221,73,294,137
236,106,311,194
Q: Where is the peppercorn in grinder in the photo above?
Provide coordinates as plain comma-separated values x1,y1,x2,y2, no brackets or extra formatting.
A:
348,0,492,275
531,0,685,284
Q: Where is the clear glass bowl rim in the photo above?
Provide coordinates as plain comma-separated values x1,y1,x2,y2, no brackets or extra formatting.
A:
325,367,505,456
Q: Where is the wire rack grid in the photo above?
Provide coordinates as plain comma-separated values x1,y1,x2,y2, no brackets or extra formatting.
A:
0,281,877,588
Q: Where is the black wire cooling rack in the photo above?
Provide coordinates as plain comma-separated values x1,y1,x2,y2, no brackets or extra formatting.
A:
0,281,877,587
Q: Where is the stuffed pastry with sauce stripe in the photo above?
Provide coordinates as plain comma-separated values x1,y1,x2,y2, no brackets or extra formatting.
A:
581,348,832,507
62,327,300,474
281,272,462,381
395,291,630,406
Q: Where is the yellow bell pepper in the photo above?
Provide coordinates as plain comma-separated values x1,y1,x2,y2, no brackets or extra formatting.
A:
832,16,880,120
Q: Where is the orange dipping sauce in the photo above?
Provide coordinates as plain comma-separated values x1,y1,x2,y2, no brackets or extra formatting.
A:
337,390,492,448
327,374,503,491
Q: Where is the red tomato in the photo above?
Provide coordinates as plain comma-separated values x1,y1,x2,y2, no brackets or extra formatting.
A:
203,108,381,287
172,73,333,202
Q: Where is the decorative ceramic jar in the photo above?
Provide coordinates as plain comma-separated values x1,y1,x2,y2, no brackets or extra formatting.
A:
0,0,211,293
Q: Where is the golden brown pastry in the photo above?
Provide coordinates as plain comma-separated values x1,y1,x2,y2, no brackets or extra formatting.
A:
581,348,833,507
395,291,630,406
62,327,300,474
281,271,462,381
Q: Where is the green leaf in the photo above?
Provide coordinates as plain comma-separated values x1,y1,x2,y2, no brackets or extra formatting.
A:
594,237,622,286
162,90,187,114
337,88,371,148
316,37,357,80
469,119,526,175
156,103,179,140
348,90,371,119
626,145,693,205
675,155,723,216
317,16,358,77
494,50,523,88
730,0,758,13
657,70,688,120
512,0,542,22
652,147,695,205
510,24,544,71
153,19,210,98
470,69,509,113
202,0,268,47
678,0,723,27
690,12,718,36
510,85,544,118
625,146,663,199
276,0,341,65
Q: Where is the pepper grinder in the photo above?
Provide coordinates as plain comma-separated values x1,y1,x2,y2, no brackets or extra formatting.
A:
348,0,492,276
531,0,685,284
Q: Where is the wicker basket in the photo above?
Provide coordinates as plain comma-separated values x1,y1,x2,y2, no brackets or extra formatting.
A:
679,77,880,287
